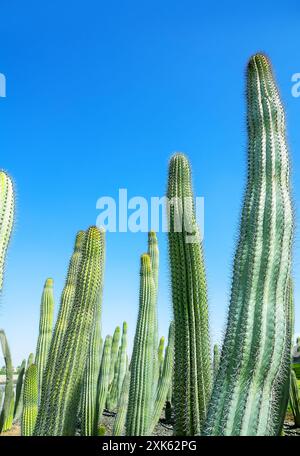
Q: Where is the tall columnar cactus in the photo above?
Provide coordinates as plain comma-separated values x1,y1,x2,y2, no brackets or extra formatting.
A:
0,330,14,433
113,370,130,436
35,278,55,397
148,232,159,392
0,171,15,292
150,322,175,433
203,54,294,436
21,364,38,436
108,321,128,411
97,335,112,425
213,345,220,380
167,153,212,435
158,337,165,378
34,226,105,436
38,231,84,409
81,303,102,436
13,359,26,422
108,326,121,387
126,254,155,436
289,369,300,427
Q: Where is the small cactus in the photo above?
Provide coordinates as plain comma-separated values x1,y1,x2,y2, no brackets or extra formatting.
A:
21,364,38,436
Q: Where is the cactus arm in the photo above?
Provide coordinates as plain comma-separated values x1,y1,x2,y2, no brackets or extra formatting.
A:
167,153,212,435
203,54,293,436
0,171,15,291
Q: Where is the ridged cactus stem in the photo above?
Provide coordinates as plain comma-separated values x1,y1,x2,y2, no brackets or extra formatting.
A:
113,370,130,436
213,345,220,380
108,326,121,387
81,302,102,436
289,370,300,427
0,330,14,432
148,232,159,393
38,231,85,409
35,278,54,398
158,336,165,378
203,54,294,436
13,359,26,422
97,335,112,425
0,171,15,292
117,322,128,399
21,364,38,436
126,254,155,436
167,153,212,435
150,322,175,433
34,227,105,435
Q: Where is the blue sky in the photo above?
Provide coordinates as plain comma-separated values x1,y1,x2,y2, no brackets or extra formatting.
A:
1,1,300,365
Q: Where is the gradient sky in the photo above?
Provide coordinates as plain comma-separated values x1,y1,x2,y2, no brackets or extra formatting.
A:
1,1,300,366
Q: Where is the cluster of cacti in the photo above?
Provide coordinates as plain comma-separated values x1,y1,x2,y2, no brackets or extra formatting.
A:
0,171,15,292
0,53,297,438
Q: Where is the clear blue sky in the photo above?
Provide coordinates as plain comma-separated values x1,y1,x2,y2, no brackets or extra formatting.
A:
1,1,300,366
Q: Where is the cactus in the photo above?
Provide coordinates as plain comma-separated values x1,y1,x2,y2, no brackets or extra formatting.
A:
150,322,175,433
34,226,105,435
13,359,26,422
113,370,130,436
81,303,102,436
203,54,293,436
108,326,121,388
158,337,165,378
0,171,15,292
0,330,14,432
167,153,212,435
21,364,38,436
126,254,155,436
108,322,128,412
97,335,112,425
213,345,220,380
35,278,55,397
38,231,84,412
27,353,34,369
289,369,300,427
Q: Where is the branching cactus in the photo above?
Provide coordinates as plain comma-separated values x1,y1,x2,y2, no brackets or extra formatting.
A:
97,335,112,425
126,254,155,436
203,54,294,436
150,322,175,433
0,330,14,432
21,364,38,436
0,171,15,292
38,231,84,410
35,278,55,397
167,153,212,435
34,226,105,435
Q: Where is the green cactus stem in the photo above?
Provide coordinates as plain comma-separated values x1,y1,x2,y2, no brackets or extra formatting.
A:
13,359,26,422
0,171,15,292
213,345,220,380
289,370,300,427
167,152,212,435
0,330,14,432
21,364,38,436
203,54,294,436
113,370,130,436
97,335,112,425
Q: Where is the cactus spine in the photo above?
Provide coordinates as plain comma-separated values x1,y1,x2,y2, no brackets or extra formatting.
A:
203,54,293,436
126,254,155,436
35,278,54,397
0,330,14,432
167,153,212,435
34,226,105,435
0,171,15,292
21,364,38,436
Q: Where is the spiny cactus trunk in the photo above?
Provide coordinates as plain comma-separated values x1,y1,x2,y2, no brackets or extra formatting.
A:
96,335,112,425
113,370,130,436
167,153,212,435
35,278,55,399
290,370,300,427
21,364,38,436
126,254,155,436
0,171,15,292
213,345,220,380
34,227,105,435
13,359,26,422
0,330,14,432
203,54,294,436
